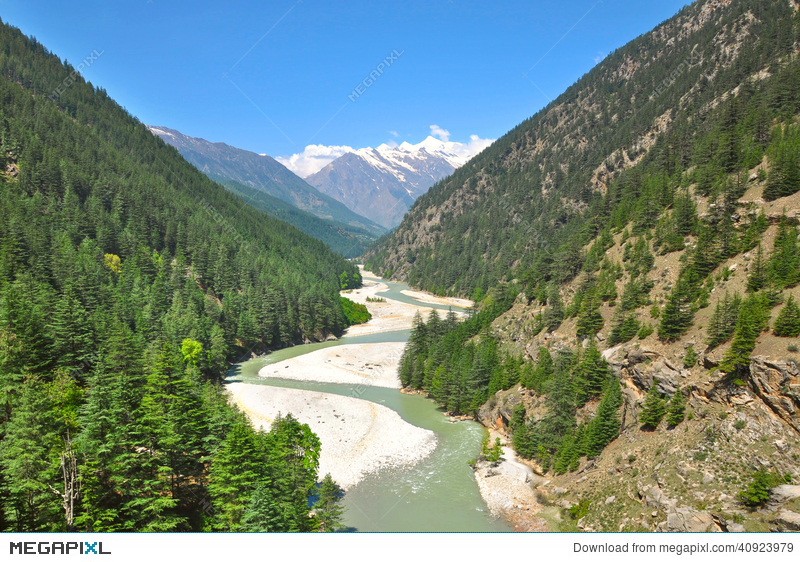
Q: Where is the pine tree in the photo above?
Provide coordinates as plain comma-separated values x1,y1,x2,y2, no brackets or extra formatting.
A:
747,243,770,292
773,294,800,337
240,483,290,532
665,387,686,427
706,292,742,348
658,277,695,341
584,380,622,458
574,342,612,405
542,285,564,332
313,474,345,532
683,346,697,369
608,308,639,346
639,385,666,430
769,216,800,288
575,285,604,338
720,293,770,378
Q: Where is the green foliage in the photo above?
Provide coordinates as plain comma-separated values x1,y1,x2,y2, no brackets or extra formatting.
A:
339,297,372,325
568,499,591,521
0,22,352,532
763,125,800,201
608,308,640,346
398,287,518,414
584,380,622,458
574,342,612,406
739,470,785,508
639,385,666,430
658,277,696,341
665,387,686,427
706,292,742,348
313,474,345,533
637,323,654,339
769,215,800,289
683,346,697,369
719,293,771,377
774,295,800,337
575,285,604,338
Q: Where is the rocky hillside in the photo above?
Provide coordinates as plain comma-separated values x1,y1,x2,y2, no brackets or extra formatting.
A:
365,0,800,299
479,171,800,531
384,0,800,532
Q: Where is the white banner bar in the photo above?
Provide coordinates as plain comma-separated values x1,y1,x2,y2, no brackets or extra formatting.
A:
3,533,797,562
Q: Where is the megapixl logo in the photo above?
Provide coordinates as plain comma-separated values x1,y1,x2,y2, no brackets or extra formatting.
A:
9,541,111,555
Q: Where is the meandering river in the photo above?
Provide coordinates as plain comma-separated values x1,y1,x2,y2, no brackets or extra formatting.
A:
227,277,510,532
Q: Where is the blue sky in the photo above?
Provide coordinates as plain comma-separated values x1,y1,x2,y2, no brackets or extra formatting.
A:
3,0,688,166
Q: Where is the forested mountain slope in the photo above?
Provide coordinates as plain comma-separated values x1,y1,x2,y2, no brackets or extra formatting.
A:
388,0,800,532
0,20,354,531
366,0,800,299
211,174,376,258
149,126,385,237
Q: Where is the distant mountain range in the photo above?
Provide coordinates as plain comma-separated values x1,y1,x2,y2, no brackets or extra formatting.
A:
305,137,479,228
147,126,385,237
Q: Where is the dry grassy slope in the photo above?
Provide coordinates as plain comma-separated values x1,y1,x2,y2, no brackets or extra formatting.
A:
485,172,800,532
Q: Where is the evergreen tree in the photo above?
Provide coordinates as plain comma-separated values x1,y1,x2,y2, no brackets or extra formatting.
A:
542,285,564,332
706,292,742,348
240,484,291,532
773,294,800,337
747,243,769,292
683,346,697,369
720,293,770,378
574,342,612,405
665,387,686,427
769,216,800,288
575,285,604,338
658,277,695,341
584,380,622,458
313,474,345,533
639,385,666,430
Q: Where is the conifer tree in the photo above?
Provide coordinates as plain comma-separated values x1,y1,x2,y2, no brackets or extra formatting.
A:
639,385,666,430
665,387,686,427
720,293,770,377
575,285,604,338
542,285,564,332
773,295,800,337
706,291,742,348
658,277,695,341
574,342,612,405
747,243,769,292
313,474,345,533
584,380,622,458
769,216,800,288
683,346,697,369
240,484,290,532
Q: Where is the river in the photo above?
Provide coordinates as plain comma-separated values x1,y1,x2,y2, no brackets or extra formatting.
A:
226,276,510,532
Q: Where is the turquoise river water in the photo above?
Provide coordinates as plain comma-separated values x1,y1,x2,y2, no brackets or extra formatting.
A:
226,277,510,532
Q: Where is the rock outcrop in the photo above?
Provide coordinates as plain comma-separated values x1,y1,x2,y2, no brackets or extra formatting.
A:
749,357,800,433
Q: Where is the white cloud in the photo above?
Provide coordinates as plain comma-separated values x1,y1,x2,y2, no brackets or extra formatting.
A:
276,144,354,177
429,124,450,142
448,134,495,163
594,51,605,64
389,130,399,137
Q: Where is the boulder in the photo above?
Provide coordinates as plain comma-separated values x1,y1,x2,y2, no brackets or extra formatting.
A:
770,485,800,506
775,510,800,531
666,507,715,532
749,357,800,432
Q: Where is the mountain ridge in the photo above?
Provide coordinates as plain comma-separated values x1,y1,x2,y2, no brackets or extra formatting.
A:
147,125,385,235
304,135,493,228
